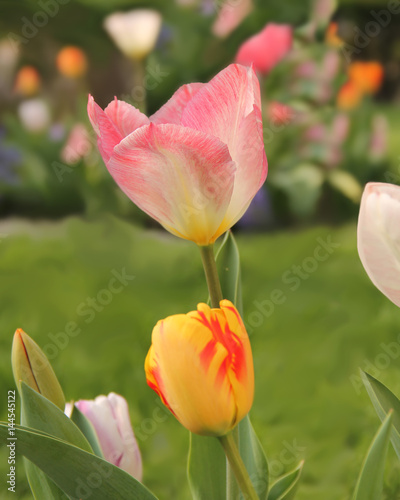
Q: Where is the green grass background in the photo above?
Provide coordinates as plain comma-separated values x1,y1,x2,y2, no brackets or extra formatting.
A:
1,216,400,499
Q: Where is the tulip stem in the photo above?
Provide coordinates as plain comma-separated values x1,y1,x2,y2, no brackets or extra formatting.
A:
218,432,259,500
199,245,223,308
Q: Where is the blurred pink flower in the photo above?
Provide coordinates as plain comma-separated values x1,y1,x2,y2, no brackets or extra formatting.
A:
321,51,340,81
358,183,400,308
331,113,350,145
212,0,253,38
235,23,293,76
305,124,326,142
370,114,388,162
88,64,267,245
295,61,317,79
61,123,92,165
75,393,142,481
267,101,295,126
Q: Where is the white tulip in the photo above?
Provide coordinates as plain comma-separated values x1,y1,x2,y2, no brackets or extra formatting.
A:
75,393,142,481
104,9,162,60
358,182,400,308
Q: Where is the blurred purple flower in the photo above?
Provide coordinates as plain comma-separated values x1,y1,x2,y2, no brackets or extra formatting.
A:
238,188,274,229
0,127,21,184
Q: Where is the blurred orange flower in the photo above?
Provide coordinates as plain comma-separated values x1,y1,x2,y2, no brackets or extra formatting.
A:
14,66,40,96
348,61,384,94
337,81,363,110
56,46,87,78
325,22,343,47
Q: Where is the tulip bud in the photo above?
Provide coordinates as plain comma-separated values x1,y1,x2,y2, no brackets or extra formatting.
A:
103,9,162,61
75,393,142,481
12,329,65,410
145,300,254,436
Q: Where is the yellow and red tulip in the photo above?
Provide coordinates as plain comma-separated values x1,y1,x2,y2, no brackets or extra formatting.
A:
145,300,254,436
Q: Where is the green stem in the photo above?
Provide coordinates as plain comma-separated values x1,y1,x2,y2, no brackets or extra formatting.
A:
219,432,259,500
226,426,240,500
199,245,223,308
131,58,147,114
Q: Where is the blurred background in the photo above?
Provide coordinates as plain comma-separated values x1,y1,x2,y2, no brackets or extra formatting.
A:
1,0,400,499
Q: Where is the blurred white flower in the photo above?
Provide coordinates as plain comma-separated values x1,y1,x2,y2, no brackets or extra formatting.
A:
104,9,162,60
75,393,142,481
18,98,50,132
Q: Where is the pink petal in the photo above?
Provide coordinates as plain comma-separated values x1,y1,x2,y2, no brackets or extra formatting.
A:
221,105,267,231
104,98,149,136
87,95,124,163
358,182,400,308
235,23,293,75
150,83,204,125
181,64,267,230
107,393,143,481
107,123,236,245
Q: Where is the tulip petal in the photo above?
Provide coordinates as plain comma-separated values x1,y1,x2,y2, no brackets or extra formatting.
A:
107,393,143,481
180,65,267,236
358,183,400,308
87,95,123,163
104,98,149,136
107,123,236,245
150,83,204,125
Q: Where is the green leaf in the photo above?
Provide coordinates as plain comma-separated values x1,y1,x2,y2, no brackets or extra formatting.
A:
238,416,269,499
0,423,158,500
70,406,104,458
215,231,243,314
218,231,269,498
20,383,93,453
268,461,304,500
20,382,95,499
188,434,226,500
361,371,400,460
351,411,392,500
23,459,69,500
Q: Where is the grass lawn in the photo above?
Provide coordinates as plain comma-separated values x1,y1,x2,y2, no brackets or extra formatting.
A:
1,215,400,499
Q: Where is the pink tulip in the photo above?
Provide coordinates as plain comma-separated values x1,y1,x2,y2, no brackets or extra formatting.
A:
88,64,267,245
235,23,293,76
61,123,92,165
358,183,400,308
212,0,253,39
75,393,142,481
